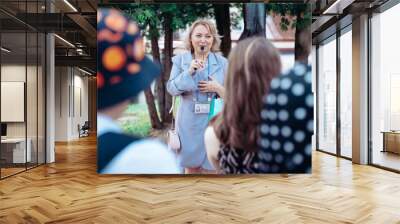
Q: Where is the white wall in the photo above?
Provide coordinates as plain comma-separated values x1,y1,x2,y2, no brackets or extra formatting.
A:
1,65,28,138
54,67,89,141
1,65,26,81
1,64,46,164
55,67,69,141
73,74,89,137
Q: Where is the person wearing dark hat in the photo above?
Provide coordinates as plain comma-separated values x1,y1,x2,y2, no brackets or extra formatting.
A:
97,8,180,174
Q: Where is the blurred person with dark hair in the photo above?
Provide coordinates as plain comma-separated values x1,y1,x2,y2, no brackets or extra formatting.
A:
97,8,180,174
167,19,227,174
204,37,282,174
256,26,313,173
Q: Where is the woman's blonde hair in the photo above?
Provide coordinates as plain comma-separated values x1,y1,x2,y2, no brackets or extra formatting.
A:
213,37,282,152
184,19,221,53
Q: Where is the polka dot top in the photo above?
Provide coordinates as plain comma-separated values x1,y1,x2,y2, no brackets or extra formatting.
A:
256,62,313,173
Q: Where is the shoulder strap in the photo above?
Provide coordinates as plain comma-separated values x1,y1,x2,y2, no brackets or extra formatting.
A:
98,132,140,173
169,96,176,115
169,96,176,129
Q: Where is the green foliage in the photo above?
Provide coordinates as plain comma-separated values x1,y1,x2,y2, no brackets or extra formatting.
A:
121,4,161,38
120,103,151,137
266,3,311,31
117,3,213,40
230,3,243,30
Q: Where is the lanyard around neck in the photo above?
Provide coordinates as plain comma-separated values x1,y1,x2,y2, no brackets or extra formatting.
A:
193,54,211,102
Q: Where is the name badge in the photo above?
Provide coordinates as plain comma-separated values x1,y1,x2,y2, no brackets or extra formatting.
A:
194,103,210,114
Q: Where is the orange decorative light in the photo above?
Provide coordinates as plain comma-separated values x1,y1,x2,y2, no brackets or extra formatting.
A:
105,12,127,33
127,22,139,35
97,72,104,88
133,38,145,61
128,63,141,74
102,46,126,72
98,30,123,43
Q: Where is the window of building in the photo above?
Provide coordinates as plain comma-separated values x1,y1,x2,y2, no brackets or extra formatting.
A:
317,36,337,155
370,2,400,171
339,28,352,158
0,0,46,179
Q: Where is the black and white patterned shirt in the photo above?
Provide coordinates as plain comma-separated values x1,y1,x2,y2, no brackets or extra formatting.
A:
256,62,313,173
218,144,257,174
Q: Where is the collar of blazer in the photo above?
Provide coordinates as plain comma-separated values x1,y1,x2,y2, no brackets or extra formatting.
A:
181,51,222,76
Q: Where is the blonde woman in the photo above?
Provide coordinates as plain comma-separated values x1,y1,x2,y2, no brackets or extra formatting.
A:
167,19,227,174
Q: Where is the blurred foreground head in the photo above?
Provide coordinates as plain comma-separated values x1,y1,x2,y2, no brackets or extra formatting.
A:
97,8,160,110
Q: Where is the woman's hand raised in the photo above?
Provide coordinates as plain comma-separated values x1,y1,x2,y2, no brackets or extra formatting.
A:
189,59,205,75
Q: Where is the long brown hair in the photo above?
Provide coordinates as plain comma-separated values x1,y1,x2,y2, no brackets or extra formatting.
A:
214,37,281,152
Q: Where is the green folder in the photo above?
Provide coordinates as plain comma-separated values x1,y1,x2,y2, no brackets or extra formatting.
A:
208,98,224,121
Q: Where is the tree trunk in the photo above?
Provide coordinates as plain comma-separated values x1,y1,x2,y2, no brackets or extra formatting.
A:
294,10,311,63
213,4,231,57
294,20,302,62
149,23,166,124
162,13,173,123
141,23,163,129
239,3,266,40
144,88,163,129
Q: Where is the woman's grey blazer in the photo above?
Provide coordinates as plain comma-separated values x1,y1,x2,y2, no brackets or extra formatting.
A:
167,51,228,169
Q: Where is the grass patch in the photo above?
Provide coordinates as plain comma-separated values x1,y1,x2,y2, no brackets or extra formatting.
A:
119,103,151,137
